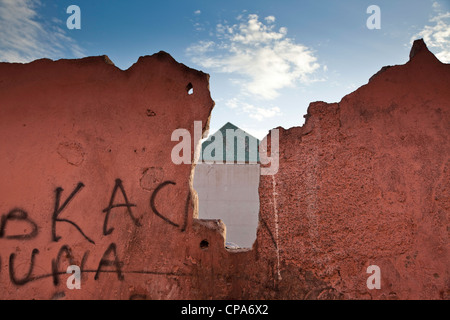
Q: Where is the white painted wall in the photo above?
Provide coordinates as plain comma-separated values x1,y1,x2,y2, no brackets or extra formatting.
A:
193,163,260,248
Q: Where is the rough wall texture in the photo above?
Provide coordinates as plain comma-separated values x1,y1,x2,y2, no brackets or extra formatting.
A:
0,39,448,300
255,39,450,300
0,52,218,299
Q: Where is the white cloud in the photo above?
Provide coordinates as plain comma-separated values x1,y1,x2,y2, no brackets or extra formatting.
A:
226,98,282,121
245,105,282,121
186,13,320,100
185,40,215,55
412,6,450,63
225,98,239,109
0,0,85,63
194,10,201,15
265,16,276,23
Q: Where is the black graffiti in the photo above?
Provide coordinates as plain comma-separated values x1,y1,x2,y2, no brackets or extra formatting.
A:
0,178,189,246
0,208,38,240
2,243,190,288
6,244,121,286
260,218,278,250
102,179,142,236
51,245,75,286
150,180,189,232
1,177,194,290
80,250,90,276
52,182,95,244
9,248,40,286
94,243,124,281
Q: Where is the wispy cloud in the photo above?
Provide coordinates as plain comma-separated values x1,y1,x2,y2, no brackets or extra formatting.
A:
186,13,320,100
412,2,450,63
0,0,85,63
226,98,282,121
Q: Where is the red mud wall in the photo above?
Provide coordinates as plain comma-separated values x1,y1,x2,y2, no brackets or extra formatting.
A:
255,39,449,299
0,40,448,300
0,52,221,299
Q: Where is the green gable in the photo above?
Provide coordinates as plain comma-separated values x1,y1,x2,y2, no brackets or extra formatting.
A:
201,122,260,163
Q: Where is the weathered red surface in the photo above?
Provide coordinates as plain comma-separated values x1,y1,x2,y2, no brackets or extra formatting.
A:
0,40,448,300
0,52,218,299
255,39,450,299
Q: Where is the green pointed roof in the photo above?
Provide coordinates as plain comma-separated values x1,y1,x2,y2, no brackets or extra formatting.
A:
201,122,260,163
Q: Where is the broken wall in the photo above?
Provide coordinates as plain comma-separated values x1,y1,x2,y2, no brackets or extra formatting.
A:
254,39,449,299
0,52,221,299
0,39,448,300
193,163,260,248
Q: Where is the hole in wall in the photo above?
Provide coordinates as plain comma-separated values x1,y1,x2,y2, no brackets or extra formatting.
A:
146,109,156,117
200,239,209,250
186,83,194,95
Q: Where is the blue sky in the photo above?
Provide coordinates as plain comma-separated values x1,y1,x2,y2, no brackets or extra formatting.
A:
1,0,449,139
